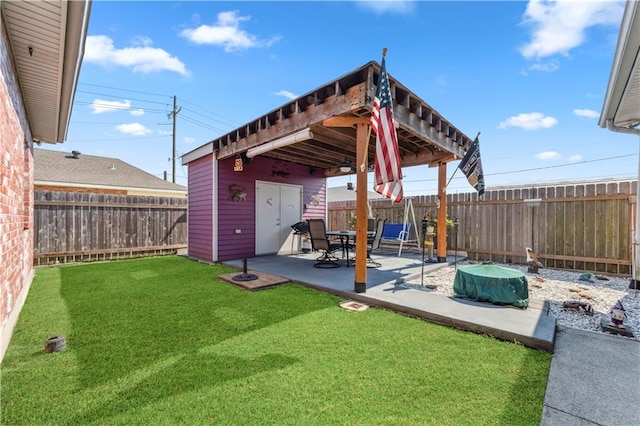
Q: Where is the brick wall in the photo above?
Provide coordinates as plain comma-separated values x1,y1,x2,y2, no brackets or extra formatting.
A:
1,21,35,362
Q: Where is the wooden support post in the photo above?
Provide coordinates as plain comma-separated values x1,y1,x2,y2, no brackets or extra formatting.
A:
354,122,369,292
437,162,447,262
322,116,370,293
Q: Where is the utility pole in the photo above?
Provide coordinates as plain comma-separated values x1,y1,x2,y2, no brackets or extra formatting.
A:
168,95,181,183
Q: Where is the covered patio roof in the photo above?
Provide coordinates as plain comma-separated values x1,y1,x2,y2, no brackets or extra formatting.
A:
183,61,474,172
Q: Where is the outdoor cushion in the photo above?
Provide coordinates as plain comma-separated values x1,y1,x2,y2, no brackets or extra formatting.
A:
381,223,410,241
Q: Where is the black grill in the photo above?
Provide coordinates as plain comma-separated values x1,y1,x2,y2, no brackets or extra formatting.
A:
291,221,309,235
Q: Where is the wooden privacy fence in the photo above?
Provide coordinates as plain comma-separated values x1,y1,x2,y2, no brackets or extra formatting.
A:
328,180,637,275
34,191,187,265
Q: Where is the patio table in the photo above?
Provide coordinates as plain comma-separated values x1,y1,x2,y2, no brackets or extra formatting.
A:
326,231,373,267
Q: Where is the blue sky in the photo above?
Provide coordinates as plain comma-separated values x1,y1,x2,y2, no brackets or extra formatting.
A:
55,0,635,194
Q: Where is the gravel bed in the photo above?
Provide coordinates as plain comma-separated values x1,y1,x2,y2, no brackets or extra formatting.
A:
402,261,640,340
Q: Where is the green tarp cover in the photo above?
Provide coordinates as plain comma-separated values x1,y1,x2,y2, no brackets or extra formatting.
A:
453,263,529,309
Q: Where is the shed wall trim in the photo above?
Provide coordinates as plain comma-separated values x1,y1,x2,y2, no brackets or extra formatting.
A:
182,142,214,165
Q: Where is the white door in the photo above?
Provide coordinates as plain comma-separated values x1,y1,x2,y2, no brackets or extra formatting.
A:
256,181,302,255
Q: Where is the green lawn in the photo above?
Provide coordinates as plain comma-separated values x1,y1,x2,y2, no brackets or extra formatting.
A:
1,256,551,425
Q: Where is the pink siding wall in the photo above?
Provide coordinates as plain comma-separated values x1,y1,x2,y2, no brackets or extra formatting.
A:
1,23,35,362
187,155,214,261
217,156,326,261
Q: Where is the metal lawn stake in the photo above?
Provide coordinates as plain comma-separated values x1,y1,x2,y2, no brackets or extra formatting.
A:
421,215,428,286
454,217,460,270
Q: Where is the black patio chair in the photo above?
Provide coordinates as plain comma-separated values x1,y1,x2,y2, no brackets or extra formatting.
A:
365,218,387,267
307,219,343,268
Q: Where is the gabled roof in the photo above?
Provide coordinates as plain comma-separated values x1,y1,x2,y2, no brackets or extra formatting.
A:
1,0,92,143
34,149,186,194
599,0,640,130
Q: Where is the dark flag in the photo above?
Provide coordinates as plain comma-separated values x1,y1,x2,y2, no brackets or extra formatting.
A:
371,49,403,202
458,136,485,197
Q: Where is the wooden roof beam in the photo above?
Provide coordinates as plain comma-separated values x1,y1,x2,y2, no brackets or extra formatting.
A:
217,82,368,159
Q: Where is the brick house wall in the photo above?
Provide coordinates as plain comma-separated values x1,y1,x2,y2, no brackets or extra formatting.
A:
1,21,35,362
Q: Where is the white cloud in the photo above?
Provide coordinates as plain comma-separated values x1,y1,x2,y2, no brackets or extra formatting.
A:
355,0,416,15
569,154,583,163
131,36,153,47
84,35,190,76
116,122,152,136
89,99,131,114
130,109,145,116
498,112,558,130
519,0,623,59
527,59,560,74
180,10,281,52
158,130,173,136
183,136,196,144
573,108,599,119
536,151,561,160
274,90,297,100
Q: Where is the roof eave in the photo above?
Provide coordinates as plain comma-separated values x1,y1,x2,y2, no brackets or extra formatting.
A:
599,0,640,130
2,0,92,144
56,0,92,143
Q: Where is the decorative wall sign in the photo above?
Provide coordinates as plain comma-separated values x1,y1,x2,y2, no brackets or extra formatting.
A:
271,162,290,178
234,156,243,172
228,184,247,202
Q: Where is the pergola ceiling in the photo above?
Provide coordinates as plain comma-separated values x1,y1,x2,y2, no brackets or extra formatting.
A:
202,61,475,175
1,0,91,143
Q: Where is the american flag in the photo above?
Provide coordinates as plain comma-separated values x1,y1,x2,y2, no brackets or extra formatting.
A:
371,52,403,202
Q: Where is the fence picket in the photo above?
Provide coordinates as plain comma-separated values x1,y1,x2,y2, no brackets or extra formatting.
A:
33,191,187,265
328,180,637,274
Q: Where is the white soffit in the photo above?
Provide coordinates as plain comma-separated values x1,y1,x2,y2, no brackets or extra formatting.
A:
600,0,640,129
1,0,91,143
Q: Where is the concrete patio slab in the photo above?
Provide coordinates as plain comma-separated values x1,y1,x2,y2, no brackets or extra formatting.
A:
223,249,556,352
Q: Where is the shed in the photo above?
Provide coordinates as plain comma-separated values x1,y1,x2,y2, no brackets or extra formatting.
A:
181,61,474,265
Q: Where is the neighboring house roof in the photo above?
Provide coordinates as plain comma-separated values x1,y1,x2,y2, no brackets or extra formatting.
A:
34,149,187,195
599,0,640,130
327,186,385,202
1,0,91,143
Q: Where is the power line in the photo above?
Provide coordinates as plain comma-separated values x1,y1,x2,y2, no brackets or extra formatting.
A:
78,82,170,98
65,134,167,142
78,83,242,130
72,121,171,126
402,153,637,184
180,97,241,128
488,153,637,176
180,114,227,133
73,101,171,115
75,90,170,106
180,106,237,130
